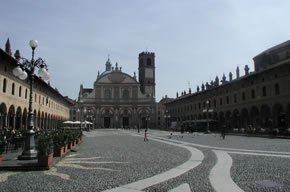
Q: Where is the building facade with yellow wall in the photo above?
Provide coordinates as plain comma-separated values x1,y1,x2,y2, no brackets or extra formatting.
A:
0,39,72,130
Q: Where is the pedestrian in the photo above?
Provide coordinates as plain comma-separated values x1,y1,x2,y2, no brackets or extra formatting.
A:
221,125,226,140
144,128,148,141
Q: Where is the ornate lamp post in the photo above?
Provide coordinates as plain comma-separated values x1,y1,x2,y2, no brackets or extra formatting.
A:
146,115,150,130
203,100,213,133
77,102,87,130
164,110,171,130
13,40,50,160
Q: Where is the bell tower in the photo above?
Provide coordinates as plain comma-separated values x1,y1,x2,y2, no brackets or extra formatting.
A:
138,52,155,98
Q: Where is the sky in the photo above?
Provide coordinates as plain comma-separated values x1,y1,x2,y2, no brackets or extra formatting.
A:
1,0,290,101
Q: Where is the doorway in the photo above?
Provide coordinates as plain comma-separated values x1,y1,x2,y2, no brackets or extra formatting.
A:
123,117,129,128
104,117,111,128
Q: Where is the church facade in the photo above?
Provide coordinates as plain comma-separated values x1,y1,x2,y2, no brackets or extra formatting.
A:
74,52,156,129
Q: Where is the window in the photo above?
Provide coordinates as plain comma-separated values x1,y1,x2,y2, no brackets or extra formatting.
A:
262,86,267,97
226,96,229,104
2,78,6,93
234,94,237,103
25,89,28,99
214,99,216,107
35,94,37,102
104,89,111,99
39,95,41,104
242,92,246,101
19,86,22,97
251,89,255,99
220,98,223,105
147,58,151,66
275,83,280,95
122,89,129,99
11,83,15,95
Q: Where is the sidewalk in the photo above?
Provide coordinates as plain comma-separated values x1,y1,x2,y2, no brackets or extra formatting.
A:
0,146,78,171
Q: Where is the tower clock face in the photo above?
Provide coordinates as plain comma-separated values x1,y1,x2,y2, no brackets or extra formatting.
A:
145,68,154,78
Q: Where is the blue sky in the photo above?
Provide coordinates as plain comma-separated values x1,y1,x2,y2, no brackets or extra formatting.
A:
1,0,290,101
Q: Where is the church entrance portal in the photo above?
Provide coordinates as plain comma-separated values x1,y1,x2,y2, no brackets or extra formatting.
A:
104,117,111,128
123,117,129,128
141,117,147,128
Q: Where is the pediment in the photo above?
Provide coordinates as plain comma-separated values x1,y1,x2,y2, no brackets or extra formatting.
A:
107,73,126,83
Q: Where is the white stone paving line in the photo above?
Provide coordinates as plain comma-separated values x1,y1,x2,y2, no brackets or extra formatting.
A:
102,135,204,192
168,183,191,192
227,151,290,158
210,150,244,192
0,172,19,183
151,135,290,156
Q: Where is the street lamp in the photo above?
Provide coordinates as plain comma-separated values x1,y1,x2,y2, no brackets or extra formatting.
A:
14,40,50,160
205,100,210,133
77,105,87,130
164,110,171,130
146,115,150,130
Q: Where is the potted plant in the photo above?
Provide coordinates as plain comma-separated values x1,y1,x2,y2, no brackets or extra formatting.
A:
36,134,54,168
65,130,73,150
0,134,7,166
53,133,65,157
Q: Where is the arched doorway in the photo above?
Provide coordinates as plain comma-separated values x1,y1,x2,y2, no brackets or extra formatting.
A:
219,111,225,128
225,111,231,129
241,108,249,129
272,103,284,129
8,105,15,129
261,104,272,129
250,106,260,128
233,109,240,129
15,107,22,130
22,108,28,130
0,103,7,129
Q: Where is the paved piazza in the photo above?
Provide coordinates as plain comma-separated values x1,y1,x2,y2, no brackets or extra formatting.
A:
1,129,290,192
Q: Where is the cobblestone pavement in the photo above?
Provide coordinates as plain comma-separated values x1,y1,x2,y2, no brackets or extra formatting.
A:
0,129,290,192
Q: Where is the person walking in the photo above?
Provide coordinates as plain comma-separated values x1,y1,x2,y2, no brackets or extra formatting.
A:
144,128,149,141
221,125,226,140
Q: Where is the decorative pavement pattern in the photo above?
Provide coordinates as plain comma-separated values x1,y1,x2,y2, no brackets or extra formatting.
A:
0,129,290,192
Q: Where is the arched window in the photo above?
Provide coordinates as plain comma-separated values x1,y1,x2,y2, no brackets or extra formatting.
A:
3,78,6,93
11,83,15,95
123,89,130,99
104,89,111,99
19,86,22,97
147,58,151,66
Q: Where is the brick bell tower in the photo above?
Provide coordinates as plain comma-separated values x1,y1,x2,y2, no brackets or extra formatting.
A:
138,51,155,98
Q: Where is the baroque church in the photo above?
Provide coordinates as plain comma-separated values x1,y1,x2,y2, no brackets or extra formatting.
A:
76,52,156,128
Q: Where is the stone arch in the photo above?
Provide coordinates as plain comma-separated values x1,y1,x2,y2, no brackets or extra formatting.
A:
37,110,41,129
225,111,231,128
22,108,28,130
0,103,7,128
286,103,290,128
213,112,218,120
44,112,48,129
48,114,51,129
250,106,260,128
15,106,22,130
41,111,44,129
272,103,284,128
233,109,240,128
219,111,225,127
261,104,271,129
8,105,15,129
241,108,249,129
